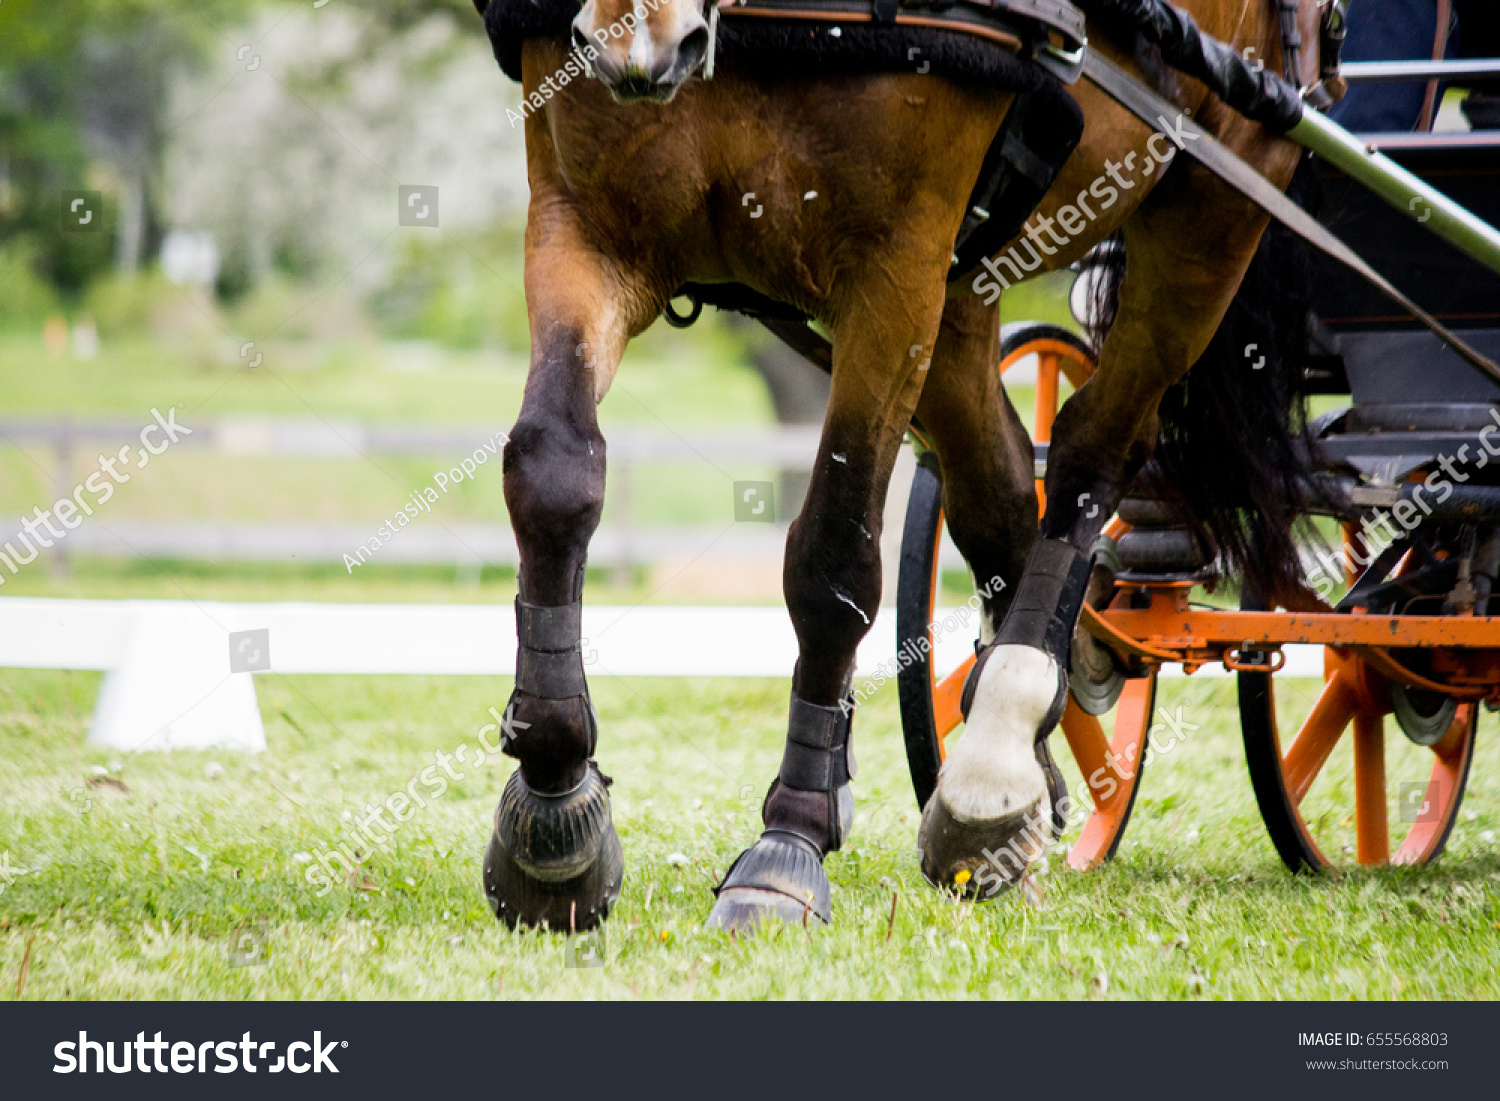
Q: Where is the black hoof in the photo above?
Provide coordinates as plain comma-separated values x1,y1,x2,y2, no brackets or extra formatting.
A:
918,743,1063,899
483,762,623,932
705,832,830,933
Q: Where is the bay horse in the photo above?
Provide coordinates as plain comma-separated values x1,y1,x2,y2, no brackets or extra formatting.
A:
475,0,1322,932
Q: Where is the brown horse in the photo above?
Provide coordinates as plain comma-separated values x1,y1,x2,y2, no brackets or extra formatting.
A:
476,0,1320,933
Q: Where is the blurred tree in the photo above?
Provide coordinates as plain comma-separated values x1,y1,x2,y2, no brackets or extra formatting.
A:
0,0,253,298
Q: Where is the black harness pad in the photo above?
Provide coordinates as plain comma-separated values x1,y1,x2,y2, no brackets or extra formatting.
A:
484,0,1062,91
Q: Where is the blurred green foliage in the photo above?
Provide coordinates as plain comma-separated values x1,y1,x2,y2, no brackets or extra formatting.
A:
0,0,245,300
370,225,532,352
0,0,489,315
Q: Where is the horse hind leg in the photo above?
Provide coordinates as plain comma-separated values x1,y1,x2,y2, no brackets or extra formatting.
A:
920,162,1287,894
707,267,948,933
906,292,1065,897
483,224,646,932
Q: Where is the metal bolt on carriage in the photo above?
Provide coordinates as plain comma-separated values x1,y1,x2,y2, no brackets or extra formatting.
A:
896,55,1500,875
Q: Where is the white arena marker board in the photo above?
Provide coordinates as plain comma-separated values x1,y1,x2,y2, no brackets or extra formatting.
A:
0,598,1321,752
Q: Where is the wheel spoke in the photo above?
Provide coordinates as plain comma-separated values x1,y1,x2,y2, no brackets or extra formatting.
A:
1064,675,1154,871
931,655,974,746
1060,701,1111,809
1352,710,1390,866
1395,704,1474,865
1283,670,1359,807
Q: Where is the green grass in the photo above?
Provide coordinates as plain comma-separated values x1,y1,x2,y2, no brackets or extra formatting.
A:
0,324,792,538
2,669,1497,999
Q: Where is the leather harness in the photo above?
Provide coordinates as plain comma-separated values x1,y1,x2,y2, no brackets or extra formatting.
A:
676,0,1500,383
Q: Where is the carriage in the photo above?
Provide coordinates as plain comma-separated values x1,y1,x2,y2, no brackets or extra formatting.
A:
895,54,1500,875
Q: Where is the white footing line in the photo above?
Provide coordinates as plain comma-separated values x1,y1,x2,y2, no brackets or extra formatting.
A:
0,598,1321,752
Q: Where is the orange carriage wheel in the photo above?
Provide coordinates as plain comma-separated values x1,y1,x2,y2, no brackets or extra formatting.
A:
1237,598,1480,874
896,324,1157,870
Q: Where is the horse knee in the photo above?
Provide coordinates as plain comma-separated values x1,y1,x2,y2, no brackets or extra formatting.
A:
504,417,606,581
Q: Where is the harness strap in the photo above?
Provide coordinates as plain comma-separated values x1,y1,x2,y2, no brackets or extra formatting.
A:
1302,0,1348,108
1275,0,1302,83
778,691,857,791
1082,49,1500,387
717,0,1088,80
950,87,1085,281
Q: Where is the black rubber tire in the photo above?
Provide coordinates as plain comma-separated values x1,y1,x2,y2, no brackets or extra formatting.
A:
1237,590,1477,874
1236,610,1317,873
896,449,947,811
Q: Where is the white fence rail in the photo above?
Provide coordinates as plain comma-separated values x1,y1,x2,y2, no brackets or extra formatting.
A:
0,597,1320,754
0,418,866,570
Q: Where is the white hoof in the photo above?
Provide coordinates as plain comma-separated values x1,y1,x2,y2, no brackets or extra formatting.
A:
937,645,1061,823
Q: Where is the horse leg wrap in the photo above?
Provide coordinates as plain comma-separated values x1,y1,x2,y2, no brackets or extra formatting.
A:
995,538,1092,666
762,690,857,855
487,576,621,930
959,538,1089,742
707,688,855,930
504,590,599,770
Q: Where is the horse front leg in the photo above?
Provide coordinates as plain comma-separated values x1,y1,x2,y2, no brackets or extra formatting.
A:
918,163,1282,896
484,223,644,932
707,273,946,933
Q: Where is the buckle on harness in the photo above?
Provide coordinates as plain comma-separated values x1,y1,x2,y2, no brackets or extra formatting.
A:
1036,36,1088,84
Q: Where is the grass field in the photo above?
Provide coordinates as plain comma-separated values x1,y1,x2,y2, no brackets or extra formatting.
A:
2,668,1498,1000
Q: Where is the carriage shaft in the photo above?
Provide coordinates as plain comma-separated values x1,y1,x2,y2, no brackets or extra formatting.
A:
1289,108,1500,278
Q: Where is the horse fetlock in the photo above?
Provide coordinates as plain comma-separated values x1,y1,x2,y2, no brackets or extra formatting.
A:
761,779,855,856
502,689,596,792
485,762,623,931
706,689,855,933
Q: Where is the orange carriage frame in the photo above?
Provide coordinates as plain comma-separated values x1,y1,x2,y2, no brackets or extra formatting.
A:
904,325,1500,875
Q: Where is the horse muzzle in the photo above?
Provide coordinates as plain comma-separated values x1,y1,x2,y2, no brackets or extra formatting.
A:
571,12,710,104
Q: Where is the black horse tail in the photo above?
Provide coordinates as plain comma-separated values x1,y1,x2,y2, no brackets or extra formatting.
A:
1101,158,1329,604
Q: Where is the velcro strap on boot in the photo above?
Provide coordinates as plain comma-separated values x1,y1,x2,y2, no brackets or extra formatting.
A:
994,538,1092,668
515,597,586,699
777,692,856,792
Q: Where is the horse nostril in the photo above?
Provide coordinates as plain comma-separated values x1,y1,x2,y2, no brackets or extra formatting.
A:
571,25,593,58
659,24,709,83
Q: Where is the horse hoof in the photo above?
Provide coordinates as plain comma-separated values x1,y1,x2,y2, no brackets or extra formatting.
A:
483,762,623,932
705,832,830,933
919,738,1066,899
917,789,1044,898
